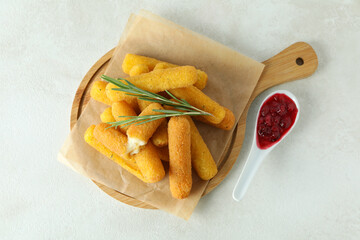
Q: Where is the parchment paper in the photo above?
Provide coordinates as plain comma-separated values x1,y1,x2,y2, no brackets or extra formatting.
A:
58,10,264,220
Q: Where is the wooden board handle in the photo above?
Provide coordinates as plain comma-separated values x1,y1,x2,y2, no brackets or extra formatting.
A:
253,42,318,97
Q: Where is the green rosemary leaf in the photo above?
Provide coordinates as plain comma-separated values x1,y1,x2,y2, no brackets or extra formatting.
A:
100,74,212,128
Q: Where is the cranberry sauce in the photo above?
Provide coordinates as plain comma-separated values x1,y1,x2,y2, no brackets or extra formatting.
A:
256,93,298,149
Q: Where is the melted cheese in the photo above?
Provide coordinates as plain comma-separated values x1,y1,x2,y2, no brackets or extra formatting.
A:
126,137,146,155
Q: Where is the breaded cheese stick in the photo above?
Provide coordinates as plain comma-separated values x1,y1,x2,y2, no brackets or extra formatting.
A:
111,101,137,134
168,116,192,199
153,62,177,70
133,142,165,183
90,81,112,105
137,98,152,112
94,123,164,183
129,64,154,113
122,54,207,90
130,66,197,93
126,103,164,154
130,64,169,112
129,64,149,77
93,123,129,158
156,146,169,162
129,65,158,114
169,86,226,124
154,62,207,90
106,66,197,94
193,107,235,130
84,125,147,182
105,83,139,113
122,54,160,73
194,70,208,90
100,107,115,123
151,120,168,147
186,116,218,180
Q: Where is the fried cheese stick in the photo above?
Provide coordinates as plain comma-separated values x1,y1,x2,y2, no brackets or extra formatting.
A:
105,83,139,113
194,70,208,90
84,125,147,182
133,142,165,183
122,54,207,90
90,81,112,105
122,54,160,72
100,107,115,123
106,66,197,99
186,116,218,180
129,64,149,77
151,120,168,147
126,103,164,154
93,123,164,183
93,123,129,158
154,62,207,90
111,101,137,134
193,107,235,130
156,146,169,162
132,66,197,93
125,57,170,151
153,62,176,70
137,98,152,112
169,86,226,124
130,64,160,115
168,116,192,199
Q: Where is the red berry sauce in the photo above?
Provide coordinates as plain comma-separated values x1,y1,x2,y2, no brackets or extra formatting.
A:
257,93,298,149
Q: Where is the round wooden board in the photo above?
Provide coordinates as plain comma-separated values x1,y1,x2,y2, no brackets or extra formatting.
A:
70,42,318,209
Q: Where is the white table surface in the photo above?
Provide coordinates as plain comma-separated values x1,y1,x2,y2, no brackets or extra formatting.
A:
1,1,359,239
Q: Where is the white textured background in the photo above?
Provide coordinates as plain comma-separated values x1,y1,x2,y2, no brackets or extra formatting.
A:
1,0,359,239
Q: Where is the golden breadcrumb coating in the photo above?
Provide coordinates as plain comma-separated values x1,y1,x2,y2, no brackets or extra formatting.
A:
105,83,139,113
133,141,165,183
137,98,152,112
123,54,207,90
169,86,226,124
129,64,149,77
168,116,192,199
193,107,235,130
111,101,137,134
84,125,147,182
100,107,115,123
90,81,112,105
156,146,169,162
151,120,168,147
126,103,164,144
186,116,217,180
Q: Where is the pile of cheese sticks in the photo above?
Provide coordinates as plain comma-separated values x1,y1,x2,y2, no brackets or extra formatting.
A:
85,54,235,199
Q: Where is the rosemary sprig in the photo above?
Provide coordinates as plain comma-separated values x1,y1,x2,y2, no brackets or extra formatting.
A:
100,74,211,128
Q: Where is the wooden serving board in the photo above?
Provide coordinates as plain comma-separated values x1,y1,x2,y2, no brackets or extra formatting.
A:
70,42,318,209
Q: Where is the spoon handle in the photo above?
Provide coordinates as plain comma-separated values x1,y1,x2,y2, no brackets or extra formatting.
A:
233,148,268,201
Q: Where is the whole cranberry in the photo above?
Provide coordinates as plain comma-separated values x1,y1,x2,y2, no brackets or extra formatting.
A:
265,114,272,126
258,116,265,124
287,102,296,112
270,126,281,141
280,116,291,129
261,105,269,117
278,104,287,116
274,116,281,124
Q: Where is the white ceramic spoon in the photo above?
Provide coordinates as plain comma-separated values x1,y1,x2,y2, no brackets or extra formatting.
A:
232,90,300,201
